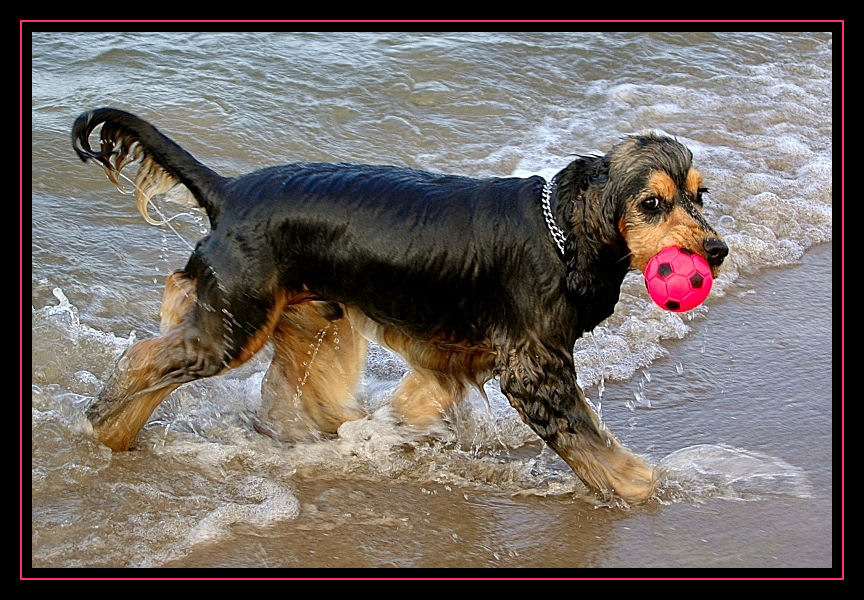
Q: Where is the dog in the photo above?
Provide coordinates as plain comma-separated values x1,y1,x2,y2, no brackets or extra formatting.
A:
71,107,728,504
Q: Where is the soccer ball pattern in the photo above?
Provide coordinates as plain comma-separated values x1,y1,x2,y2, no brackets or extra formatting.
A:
644,246,714,312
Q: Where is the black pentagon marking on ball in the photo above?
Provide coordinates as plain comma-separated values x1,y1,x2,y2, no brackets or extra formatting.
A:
679,248,694,255
665,300,681,311
657,263,673,278
690,273,704,289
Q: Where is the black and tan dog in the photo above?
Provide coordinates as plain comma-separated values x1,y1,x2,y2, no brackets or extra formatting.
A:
72,108,727,504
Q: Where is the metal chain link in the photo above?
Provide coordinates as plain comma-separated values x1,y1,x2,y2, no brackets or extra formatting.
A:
541,179,566,256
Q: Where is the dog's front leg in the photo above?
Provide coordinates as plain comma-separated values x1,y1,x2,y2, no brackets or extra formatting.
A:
498,343,656,504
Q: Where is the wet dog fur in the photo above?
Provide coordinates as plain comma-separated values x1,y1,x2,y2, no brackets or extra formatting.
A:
72,108,728,504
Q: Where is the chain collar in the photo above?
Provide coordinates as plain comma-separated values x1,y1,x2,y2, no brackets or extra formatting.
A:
541,179,566,257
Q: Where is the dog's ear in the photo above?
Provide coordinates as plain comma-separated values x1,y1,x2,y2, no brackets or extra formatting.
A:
553,155,607,208
554,155,627,307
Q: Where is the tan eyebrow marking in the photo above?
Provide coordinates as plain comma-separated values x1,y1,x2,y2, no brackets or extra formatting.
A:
647,170,677,199
685,168,703,196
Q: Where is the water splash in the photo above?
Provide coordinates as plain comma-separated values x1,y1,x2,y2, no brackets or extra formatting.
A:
44,287,79,323
655,444,813,503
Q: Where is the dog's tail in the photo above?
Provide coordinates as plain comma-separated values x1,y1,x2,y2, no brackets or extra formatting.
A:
72,107,226,226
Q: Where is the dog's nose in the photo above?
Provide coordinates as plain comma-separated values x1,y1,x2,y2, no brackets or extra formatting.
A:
703,238,729,266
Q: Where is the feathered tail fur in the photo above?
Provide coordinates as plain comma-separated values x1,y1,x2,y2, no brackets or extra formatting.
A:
71,107,225,225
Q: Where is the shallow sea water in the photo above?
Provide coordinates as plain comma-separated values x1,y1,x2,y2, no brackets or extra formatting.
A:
29,30,836,571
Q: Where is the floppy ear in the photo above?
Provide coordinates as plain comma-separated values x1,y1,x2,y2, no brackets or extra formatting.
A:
554,155,628,306
553,155,607,198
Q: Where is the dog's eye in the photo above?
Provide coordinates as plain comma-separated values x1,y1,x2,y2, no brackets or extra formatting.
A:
641,196,662,211
696,187,709,205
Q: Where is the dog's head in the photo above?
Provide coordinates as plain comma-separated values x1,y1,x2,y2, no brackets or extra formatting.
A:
556,134,728,294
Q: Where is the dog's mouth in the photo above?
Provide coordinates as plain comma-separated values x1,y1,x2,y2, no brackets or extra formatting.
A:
642,243,728,278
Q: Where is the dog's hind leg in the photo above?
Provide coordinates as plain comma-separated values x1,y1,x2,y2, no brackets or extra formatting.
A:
257,303,368,442
391,368,466,428
338,307,491,429
87,260,286,451
85,271,195,450
159,270,197,332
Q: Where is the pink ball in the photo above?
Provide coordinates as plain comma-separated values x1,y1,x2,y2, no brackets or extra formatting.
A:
644,247,714,312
